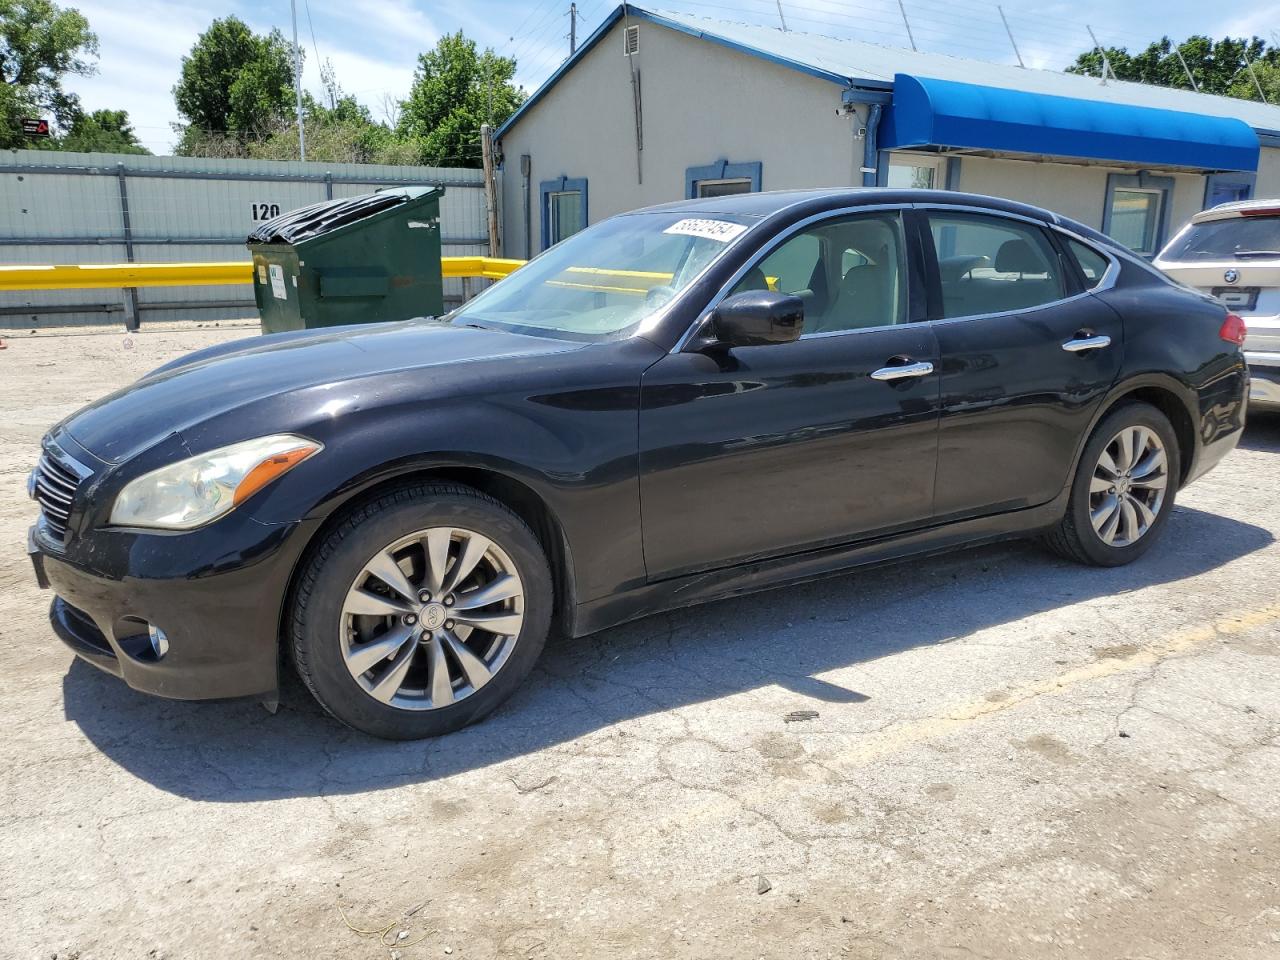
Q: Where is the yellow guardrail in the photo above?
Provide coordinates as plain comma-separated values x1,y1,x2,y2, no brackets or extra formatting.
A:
440,256,526,280
0,256,528,292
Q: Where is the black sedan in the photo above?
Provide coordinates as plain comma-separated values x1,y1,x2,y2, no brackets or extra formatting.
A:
28,189,1249,739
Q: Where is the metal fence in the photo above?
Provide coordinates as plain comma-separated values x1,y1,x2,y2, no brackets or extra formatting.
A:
0,149,495,328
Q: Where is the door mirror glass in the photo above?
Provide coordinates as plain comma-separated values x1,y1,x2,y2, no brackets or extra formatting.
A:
711,290,804,347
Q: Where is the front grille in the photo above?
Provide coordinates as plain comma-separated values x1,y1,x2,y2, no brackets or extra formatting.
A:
34,448,88,543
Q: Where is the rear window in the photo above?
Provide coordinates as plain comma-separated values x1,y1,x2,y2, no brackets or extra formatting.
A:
1066,238,1111,288
1161,216,1280,262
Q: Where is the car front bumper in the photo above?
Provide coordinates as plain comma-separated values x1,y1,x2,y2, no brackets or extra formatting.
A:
1246,353,1280,410
30,514,321,701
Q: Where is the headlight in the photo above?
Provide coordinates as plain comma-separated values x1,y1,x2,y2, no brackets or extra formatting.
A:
109,434,322,530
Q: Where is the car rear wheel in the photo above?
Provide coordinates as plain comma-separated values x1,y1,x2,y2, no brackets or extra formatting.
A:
1043,402,1180,567
290,483,552,740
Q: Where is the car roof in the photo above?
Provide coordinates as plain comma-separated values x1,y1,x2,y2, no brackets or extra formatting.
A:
626,187,1063,224
1192,198,1280,223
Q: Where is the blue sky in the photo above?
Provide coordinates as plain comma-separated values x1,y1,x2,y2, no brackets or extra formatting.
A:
66,0,1280,154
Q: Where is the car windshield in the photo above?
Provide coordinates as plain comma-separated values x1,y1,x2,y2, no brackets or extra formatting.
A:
446,211,758,339
1161,215,1280,262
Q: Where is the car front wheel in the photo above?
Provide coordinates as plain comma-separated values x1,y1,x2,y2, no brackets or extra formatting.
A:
290,483,552,740
1043,401,1180,567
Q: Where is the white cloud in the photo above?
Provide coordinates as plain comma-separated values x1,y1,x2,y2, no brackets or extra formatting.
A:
64,0,214,153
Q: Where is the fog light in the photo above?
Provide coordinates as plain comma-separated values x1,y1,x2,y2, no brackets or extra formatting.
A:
148,623,169,658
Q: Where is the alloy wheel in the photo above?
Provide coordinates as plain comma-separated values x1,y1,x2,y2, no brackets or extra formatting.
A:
1089,425,1169,548
339,526,525,710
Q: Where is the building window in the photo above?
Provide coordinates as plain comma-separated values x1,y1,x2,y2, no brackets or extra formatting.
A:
686,159,761,199
1203,172,1255,209
539,176,587,250
1103,172,1173,257
884,153,946,189
695,178,752,198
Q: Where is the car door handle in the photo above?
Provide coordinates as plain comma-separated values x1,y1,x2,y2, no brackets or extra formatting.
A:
1062,334,1112,353
870,360,934,381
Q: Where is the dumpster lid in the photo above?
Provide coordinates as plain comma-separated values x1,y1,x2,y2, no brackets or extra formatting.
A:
246,186,442,245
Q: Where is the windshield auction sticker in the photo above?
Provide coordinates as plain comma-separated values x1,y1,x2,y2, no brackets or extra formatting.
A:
663,218,748,243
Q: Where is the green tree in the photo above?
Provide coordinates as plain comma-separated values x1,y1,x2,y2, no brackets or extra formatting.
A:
0,0,97,147
57,107,147,153
1067,35,1280,100
397,31,523,167
1228,60,1280,103
249,93,396,164
173,15,296,155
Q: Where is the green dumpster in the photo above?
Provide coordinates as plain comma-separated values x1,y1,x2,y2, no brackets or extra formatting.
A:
247,186,445,334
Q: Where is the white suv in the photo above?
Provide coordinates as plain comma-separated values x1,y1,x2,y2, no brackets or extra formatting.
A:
1155,199,1280,411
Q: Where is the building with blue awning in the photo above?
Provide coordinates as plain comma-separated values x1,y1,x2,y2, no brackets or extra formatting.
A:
493,5,1280,260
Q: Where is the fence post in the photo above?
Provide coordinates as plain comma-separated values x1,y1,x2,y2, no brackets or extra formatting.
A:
324,171,333,200
115,163,140,331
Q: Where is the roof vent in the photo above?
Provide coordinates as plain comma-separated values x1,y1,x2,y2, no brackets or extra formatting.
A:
623,24,639,56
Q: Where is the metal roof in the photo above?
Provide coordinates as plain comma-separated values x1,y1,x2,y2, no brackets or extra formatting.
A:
496,5,1280,141
650,8,1280,134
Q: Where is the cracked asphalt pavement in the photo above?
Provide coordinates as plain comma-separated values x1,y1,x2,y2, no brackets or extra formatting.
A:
1,327,1278,959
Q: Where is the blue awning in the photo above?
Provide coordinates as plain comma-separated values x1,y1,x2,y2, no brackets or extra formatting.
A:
881,74,1260,173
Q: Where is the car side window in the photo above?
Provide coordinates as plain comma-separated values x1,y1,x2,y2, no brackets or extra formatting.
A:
928,213,1065,319
1065,237,1111,289
729,212,908,334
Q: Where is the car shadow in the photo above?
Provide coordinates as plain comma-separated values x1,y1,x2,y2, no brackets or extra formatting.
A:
62,505,1272,801
1240,410,1280,452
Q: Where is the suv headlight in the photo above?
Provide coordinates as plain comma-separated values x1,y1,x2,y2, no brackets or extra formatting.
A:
110,434,322,530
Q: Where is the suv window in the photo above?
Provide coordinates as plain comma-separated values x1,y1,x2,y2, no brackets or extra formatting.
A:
1066,238,1110,288
928,213,1065,318
730,212,908,334
1160,215,1280,262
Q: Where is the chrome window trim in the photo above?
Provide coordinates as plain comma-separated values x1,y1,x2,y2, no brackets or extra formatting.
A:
1050,225,1121,293
672,201,1129,351
913,204,1122,327
671,202,910,353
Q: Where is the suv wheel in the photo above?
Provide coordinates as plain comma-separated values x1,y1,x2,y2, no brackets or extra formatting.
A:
291,483,552,740
1043,402,1180,567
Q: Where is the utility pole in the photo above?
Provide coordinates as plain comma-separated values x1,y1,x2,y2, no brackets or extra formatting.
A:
774,1,788,32
1086,25,1113,84
290,0,305,160
997,6,1024,68
896,0,916,52
480,124,501,257
569,3,577,54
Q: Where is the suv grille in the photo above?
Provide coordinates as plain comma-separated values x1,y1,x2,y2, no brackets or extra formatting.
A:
34,449,87,543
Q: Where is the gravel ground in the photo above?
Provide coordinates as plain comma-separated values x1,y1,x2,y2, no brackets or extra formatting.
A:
1,327,1278,960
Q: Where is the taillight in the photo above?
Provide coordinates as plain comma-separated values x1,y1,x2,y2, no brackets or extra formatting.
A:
1220,312,1247,346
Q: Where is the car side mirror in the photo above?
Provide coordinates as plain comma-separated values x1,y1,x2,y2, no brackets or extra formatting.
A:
710,290,804,348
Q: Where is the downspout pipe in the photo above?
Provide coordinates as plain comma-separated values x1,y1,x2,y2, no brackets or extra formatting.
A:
862,102,882,188
520,154,532,259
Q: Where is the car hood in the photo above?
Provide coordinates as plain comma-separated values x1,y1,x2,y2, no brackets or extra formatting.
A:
58,319,583,464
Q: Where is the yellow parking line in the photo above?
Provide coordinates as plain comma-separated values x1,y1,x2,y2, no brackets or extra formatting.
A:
833,602,1280,768
665,603,1280,826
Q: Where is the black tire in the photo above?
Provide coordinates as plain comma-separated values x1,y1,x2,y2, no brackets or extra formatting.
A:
290,483,552,740
1043,401,1181,567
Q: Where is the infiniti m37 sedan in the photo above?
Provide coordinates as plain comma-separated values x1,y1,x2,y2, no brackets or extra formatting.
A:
28,189,1248,739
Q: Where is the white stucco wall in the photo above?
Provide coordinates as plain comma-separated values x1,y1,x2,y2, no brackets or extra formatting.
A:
496,18,859,256
1256,147,1280,199
951,155,1206,238
497,20,1270,259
